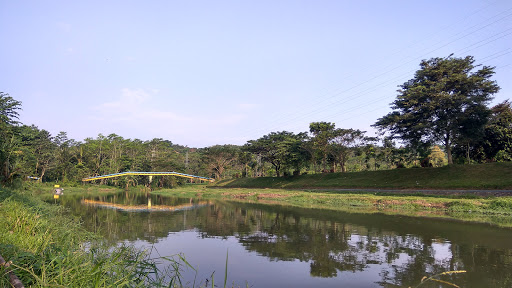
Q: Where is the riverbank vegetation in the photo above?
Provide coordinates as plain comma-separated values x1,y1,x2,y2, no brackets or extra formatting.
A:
153,185,512,228
0,186,194,287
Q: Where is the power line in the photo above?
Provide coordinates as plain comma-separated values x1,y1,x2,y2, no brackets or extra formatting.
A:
219,5,512,145
239,43,512,142
234,47,512,143
239,16,512,139
268,8,512,124
241,5,512,138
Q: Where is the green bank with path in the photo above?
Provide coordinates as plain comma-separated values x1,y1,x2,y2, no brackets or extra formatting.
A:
1,162,512,286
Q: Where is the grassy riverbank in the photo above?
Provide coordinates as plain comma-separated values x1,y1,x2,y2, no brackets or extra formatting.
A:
154,185,512,227
0,185,186,287
214,162,512,190
2,161,512,286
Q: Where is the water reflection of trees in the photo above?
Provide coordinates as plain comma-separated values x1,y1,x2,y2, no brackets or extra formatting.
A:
64,195,512,287
197,202,512,287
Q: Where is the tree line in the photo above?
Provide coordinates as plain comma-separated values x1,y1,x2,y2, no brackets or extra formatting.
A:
1,55,511,187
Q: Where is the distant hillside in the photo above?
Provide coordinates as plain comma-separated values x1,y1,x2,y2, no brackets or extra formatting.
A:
214,162,512,190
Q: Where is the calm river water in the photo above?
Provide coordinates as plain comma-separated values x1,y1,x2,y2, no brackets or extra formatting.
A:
58,190,512,287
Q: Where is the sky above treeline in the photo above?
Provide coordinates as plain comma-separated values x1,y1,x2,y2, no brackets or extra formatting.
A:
1,0,511,148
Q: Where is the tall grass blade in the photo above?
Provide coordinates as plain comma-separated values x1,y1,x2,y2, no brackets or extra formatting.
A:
224,249,228,288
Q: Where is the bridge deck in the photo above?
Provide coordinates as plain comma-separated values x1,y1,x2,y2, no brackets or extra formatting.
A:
82,171,214,182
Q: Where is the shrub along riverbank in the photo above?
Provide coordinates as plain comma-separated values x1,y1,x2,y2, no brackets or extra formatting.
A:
214,162,512,190
0,185,185,287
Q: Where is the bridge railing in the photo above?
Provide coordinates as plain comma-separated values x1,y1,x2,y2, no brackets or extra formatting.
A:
82,171,214,182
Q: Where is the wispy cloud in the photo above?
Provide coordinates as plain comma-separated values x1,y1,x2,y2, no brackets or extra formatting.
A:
93,88,187,122
238,103,260,110
119,88,150,104
90,89,250,143
56,22,72,33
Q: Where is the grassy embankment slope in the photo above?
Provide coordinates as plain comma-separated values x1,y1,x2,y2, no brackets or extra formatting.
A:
0,185,180,287
214,162,512,190
156,184,512,227
153,162,512,227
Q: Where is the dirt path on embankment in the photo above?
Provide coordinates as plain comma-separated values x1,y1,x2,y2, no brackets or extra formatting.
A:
307,188,512,197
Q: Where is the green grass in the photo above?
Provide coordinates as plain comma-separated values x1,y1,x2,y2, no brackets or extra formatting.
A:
153,185,512,227
0,185,245,287
0,186,195,287
214,162,512,189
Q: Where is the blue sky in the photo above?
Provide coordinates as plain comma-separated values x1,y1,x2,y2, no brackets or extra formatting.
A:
1,0,511,147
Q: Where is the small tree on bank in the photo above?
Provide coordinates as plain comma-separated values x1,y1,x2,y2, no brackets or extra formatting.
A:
373,55,500,164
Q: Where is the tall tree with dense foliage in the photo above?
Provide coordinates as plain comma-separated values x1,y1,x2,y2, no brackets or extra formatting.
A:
373,55,500,164
18,125,56,181
0,92,22,125
329,128,366,172
51,131,80,182
245,131,307,177
203,145,239,179
0,92,22,184
309,122,336,171
483,100,512,161
283,133,310,174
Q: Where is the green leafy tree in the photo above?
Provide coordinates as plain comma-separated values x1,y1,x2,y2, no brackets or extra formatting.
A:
329,128,366,172
0,92,22,184
0,92,22,125
82,134,109,179
18,125,56,182
106,133,125,174
483,100,512,161
50,131,79,182
144,138,184,187
123,139,145,171
283,133,310,175
361,137,380,171
377,137,396,169
203,145,239,179
428,145,447,167
245,131,307,177
237,151,253,177
373,55,500,164
309,122,336,171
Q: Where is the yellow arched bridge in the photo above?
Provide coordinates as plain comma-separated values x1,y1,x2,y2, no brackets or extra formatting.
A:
82,171,214,182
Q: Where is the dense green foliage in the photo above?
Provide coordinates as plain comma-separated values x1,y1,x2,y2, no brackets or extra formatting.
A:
244,131,309,177
373,55,500,164
0,92,23,185
0,56,510,187
482,100,512,161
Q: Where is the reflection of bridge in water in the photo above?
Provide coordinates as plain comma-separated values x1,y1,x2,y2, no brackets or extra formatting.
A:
82,171,214,182
82,199,210,212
